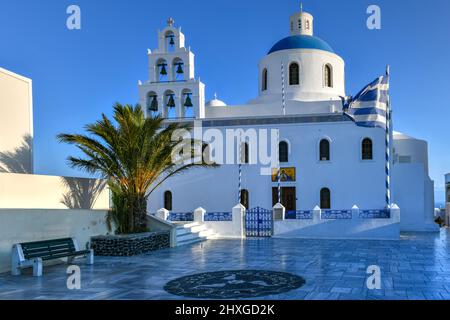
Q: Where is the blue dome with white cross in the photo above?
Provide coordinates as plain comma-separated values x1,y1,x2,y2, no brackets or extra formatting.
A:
268,35,334,55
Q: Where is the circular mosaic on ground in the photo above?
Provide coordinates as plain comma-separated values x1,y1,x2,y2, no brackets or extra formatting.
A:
164,270,306,299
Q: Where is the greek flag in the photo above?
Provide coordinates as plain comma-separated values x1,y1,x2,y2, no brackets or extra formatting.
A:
344,74,390,128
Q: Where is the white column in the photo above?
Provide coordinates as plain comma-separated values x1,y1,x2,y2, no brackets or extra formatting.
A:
175,95,182,118
156,208,169,221
313,205,321,222
232,203,246,239
273,203,285,221
194,207,206,223
390,204,400,223
352,205,360,220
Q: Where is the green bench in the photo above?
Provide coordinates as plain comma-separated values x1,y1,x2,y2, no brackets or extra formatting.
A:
11,238,94,277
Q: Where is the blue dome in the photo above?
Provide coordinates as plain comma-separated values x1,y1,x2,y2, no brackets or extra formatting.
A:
268,35,334,55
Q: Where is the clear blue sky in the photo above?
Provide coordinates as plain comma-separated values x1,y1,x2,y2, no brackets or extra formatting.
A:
1,0,449,203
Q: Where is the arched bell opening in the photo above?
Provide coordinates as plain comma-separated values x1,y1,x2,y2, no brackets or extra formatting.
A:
181,89,194,118
163,90,177,119
173,58,185,81
156,58,169,82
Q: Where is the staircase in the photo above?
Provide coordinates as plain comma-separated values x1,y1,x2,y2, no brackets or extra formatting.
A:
175,222,216,246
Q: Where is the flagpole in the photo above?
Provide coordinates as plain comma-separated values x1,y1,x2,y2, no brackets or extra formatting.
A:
277,61,287,204
238,132,242,205
277,130,281,204
385,65,391,209
281,62,286,116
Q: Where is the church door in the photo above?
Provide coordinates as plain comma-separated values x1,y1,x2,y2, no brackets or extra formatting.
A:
272,187,296,213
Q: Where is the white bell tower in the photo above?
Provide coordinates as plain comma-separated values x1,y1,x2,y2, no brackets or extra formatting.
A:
138,18,206,119
290,4,314,36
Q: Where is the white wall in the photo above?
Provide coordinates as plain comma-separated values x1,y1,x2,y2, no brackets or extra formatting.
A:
273,210,400,240
147,120,386,214
392,164,438,231
0,209,110,273
0,173,110,210
0,68,33,174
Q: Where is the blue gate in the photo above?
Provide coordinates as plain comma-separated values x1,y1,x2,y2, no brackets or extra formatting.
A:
245,207,273,237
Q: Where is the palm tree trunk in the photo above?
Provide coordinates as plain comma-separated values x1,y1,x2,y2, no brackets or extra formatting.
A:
131,194,148,233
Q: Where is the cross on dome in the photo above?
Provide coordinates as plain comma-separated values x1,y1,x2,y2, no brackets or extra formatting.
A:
167,17,174,27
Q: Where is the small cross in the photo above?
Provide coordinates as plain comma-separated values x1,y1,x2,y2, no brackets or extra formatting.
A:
167,17,174,27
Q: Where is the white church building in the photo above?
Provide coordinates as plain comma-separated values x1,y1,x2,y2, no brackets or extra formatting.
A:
138,9,437,238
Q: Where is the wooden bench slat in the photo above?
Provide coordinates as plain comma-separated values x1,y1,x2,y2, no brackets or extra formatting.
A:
20,238,81,260
20,238,73,247
40,251,91,261
26,250,90,260
23,245,74,252
26,247,73,257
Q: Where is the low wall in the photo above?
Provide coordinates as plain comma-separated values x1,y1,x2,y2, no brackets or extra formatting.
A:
0,173,110,210
0,209,110,274
274,209,400,240
91,231,170,256
146,214,177,247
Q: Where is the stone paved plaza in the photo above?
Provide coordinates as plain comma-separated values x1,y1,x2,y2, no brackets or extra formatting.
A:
1,230,450,300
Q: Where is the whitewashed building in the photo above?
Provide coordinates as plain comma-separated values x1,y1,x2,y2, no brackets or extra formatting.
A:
139,10,437,237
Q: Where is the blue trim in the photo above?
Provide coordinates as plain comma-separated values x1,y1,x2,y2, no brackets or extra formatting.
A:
360,209,390,219
168,212,194,222
268,35,334,55
286,210,313,220
204,212,232,222
321,210,352,220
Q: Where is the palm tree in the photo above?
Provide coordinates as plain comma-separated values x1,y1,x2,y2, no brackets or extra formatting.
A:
58,103,215,234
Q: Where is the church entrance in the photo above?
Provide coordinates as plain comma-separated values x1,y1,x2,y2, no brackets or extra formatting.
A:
272,187,296,213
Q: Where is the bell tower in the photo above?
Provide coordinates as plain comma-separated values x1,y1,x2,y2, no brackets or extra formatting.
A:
138,18,206,119
290,4,314,36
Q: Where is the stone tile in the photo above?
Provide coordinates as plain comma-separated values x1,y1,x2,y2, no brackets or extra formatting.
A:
1,230,450,300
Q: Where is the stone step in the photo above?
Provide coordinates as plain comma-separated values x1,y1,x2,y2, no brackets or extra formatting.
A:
182,222,200,229
198,229,215,238
175,228,191,236
190,224,207,233
177,231,202,242
177,236,208,247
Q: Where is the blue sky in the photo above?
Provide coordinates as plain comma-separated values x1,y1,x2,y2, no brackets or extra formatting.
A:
1,0,449,203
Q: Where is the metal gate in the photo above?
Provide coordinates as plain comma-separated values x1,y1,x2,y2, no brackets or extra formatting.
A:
245,207,273,237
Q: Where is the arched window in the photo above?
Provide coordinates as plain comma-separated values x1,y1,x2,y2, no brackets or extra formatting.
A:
279,141,289,163
240,189,249,209
241,142,250,164
289,63,300,85
319,139,330,161
362,138,373,160
262,68,268,91
164,191,172,211
324,64,333,88
320,188,331,209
